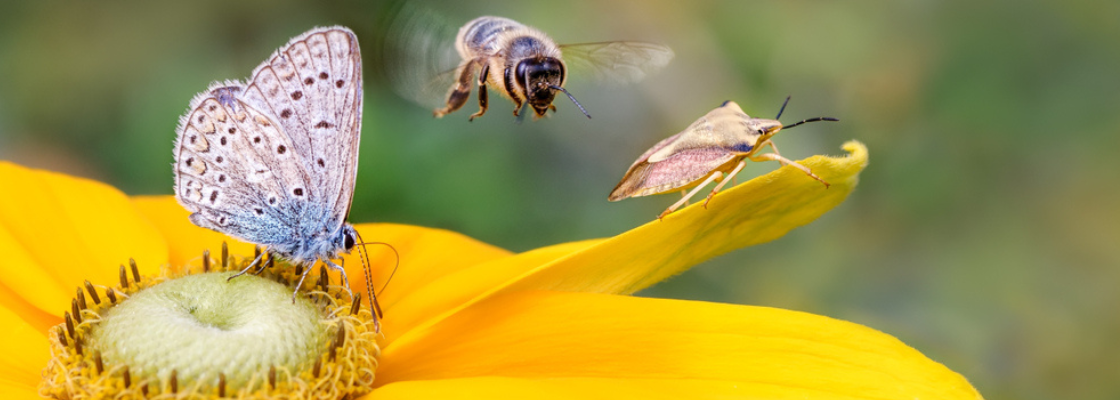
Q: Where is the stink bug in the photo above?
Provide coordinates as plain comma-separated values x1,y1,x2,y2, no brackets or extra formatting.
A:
608,97,838,219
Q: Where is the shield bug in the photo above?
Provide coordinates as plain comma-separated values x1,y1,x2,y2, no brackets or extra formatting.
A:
608,97,838,219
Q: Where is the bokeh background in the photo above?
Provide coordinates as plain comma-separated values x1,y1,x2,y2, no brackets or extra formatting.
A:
1,0,1117,398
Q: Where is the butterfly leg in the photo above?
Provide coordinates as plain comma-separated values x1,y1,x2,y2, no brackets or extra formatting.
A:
750,152,830,188
227,250,267,282
469,64,490,121
291,262,314,303
659,170,723,220
323,259,354,299
434,58,482,118
705,160,748,208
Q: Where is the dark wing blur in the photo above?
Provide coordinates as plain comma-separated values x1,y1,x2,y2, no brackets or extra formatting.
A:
559,41,674,85
376,2,462,109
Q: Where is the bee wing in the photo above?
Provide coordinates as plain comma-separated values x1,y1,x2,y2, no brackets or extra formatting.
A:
378,2,463,109
560,41,674,84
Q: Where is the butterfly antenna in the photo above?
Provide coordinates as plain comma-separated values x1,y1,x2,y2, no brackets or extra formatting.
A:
550,85,591,119
775,95,792,120
353,230,392,321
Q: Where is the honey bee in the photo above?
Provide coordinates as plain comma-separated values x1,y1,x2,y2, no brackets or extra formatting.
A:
431,16,674,121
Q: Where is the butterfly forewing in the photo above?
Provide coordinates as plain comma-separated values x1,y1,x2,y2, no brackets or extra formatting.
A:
173,26,362,250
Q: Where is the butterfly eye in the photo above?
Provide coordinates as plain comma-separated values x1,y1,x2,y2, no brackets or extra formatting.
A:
343,229,356,250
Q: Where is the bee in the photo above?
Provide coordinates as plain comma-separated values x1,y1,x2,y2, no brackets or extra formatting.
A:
609,98,838,219
432,16,674,121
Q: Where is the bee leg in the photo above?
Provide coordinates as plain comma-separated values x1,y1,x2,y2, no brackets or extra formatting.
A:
548,104,557,112
705,160,747,207
434,58,482,118
659,170,723,220
750,152,830,188
469,64,490,121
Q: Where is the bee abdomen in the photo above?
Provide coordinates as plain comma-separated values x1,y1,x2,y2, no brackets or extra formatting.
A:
458,16,523,54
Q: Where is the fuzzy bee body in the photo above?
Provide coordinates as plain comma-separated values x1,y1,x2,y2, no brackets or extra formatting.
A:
432,15,673,121
436,16,567,120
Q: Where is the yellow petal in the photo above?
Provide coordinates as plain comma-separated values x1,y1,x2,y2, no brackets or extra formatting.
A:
0,382,40,400
383,239,600,342
0,162,167,321
341,223,511,312
0,304,50,391
130,195,257,270
374,377,962,400
378,291,981,399
386,142,868,344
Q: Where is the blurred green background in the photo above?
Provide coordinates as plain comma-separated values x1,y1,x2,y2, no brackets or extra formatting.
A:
2,0,1117,398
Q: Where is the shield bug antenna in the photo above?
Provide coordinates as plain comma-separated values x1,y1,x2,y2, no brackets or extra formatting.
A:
776,96,839,129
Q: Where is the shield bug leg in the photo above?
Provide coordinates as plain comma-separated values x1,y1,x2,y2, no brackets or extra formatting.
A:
435,58,483,118
705,160,749,208
660,170,724,220
764,141,793,167
750,152,830,188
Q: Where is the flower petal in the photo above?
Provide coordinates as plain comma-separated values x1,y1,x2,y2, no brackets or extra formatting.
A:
383,239,600,342
378,290,981,399
385,142,868,344
0,381,41,400
0,304,50,391
130,195,257,269
0,162,167,322
342,223,511,311
374,376,966,400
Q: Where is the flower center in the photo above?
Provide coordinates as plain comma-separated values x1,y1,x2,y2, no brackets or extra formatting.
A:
40,245,381,399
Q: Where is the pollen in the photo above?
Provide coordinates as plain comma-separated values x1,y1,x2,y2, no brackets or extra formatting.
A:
39,243,381,399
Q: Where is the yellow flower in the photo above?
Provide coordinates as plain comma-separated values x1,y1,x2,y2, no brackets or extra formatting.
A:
0,141,982,399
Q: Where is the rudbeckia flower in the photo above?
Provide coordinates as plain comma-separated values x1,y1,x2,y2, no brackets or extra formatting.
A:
0,141,983,399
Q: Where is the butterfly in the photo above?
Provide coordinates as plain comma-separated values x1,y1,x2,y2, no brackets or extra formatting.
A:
172,26,379,325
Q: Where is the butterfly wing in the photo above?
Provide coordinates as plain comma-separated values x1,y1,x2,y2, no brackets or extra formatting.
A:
173,27,362,253
242,27,363,223
559,41,674,85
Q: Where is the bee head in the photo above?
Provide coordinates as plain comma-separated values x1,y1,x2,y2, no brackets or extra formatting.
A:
516,57,564,116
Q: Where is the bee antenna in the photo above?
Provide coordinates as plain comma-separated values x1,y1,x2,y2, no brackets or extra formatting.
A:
775,95,792,120
549,85,591,119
